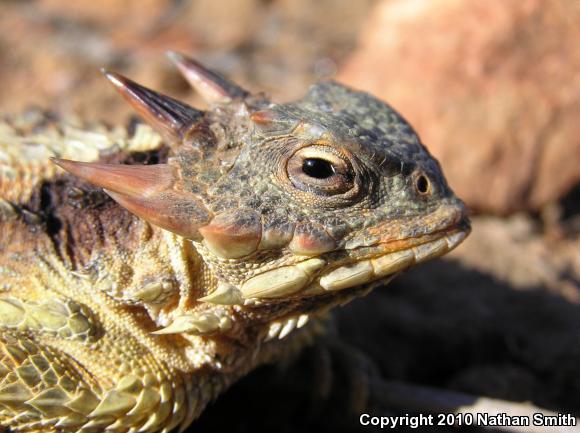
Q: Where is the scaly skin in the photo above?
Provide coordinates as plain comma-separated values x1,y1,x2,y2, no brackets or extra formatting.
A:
0,54,469,432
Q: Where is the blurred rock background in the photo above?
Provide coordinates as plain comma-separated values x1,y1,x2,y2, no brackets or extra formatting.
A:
1,0,578,431
340,0,580,215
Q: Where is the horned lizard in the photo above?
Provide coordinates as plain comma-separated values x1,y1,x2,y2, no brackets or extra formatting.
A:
0,53,470,432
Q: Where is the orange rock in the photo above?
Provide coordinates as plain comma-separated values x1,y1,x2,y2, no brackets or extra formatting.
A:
339,0,580,214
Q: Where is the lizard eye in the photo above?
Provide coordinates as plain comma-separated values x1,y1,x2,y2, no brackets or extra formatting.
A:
287,145,354,196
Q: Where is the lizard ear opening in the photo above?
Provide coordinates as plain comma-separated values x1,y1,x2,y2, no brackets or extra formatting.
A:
52,159,212,240
167,51,249,104
102,70,204,144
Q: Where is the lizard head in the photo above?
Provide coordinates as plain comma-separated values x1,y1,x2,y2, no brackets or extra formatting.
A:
54,53,470,337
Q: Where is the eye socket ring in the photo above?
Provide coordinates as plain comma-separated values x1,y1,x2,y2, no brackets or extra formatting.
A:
286,145,355,196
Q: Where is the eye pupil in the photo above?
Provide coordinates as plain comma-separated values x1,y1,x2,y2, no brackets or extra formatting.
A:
302,158,335,179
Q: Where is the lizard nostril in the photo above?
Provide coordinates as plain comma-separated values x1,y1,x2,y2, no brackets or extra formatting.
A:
415,173,431,195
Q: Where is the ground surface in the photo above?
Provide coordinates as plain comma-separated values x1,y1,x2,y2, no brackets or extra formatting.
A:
1,0,578,431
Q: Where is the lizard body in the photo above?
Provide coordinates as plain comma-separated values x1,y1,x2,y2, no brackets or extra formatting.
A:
0,54,469,432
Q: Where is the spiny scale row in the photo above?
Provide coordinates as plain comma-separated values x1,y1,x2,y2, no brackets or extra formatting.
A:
153,231,466,336
0,298,96,342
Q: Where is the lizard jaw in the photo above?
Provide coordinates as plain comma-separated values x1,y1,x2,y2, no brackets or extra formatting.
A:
198,224,470,305
301,225,469,294
317,228,467,291
242,227,469,342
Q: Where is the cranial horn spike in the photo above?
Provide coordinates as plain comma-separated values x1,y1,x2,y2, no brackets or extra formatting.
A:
52,158,212,239
51,159,174,197
249,110,277,125
249,109,298,133
167,51,249,104
105,189,211,240
101,69,203,143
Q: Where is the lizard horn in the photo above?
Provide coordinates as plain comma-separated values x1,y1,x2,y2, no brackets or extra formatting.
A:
167,51,249,104
102,70,204,144
52,159,212,239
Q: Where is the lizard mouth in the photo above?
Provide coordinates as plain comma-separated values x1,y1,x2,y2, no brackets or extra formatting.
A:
311,221,470,293
237,218,470,301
